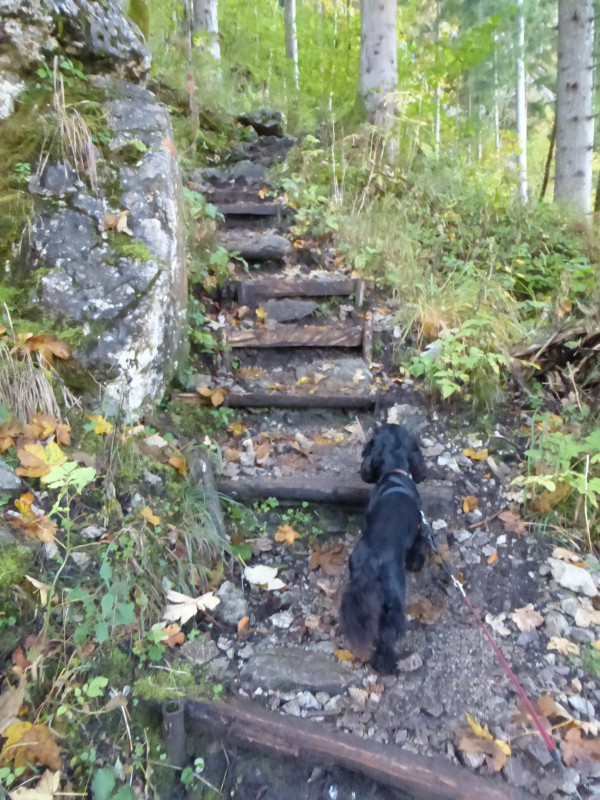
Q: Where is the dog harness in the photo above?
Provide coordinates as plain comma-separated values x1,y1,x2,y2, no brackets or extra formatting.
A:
369,469,431,537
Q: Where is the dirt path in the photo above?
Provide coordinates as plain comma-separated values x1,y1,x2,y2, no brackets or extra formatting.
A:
180,122,600,800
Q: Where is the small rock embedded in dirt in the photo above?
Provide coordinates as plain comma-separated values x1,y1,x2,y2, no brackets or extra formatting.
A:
71,552,91,570
270,609,294,629
180,633,219,665
568,694,596,719
0,458,21,494
264,299,317,322
397,652,423,672
80,525,106,540
548,558,598,597
437,453,461,474
240,647,358,693
386,404,427,433
543,610,570,637
215,580,249,626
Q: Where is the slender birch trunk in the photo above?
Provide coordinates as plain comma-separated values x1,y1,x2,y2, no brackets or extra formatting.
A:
193,0,220,61
554,0,594,213
284,0,299,91
493,34,500,156
434,0,441,152
516,0,528,203
359,0,398,122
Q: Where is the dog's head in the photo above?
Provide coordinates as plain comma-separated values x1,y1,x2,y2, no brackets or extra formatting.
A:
360,423,427,484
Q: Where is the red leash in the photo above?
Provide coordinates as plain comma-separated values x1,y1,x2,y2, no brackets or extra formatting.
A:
425,523,561,763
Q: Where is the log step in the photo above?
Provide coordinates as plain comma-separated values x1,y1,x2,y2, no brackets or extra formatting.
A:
237,276,359,307
227,323,363,349
217,201,282,218
174,391,380,410
217,475,454,519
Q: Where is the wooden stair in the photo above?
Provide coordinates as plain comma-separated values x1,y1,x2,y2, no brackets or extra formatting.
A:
237,276,364,307
227,322,364,349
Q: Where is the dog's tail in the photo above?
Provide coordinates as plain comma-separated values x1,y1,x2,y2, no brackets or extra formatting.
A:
339,562,382,661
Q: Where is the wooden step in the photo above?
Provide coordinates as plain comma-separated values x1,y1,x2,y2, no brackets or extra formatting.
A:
227,323,363,349
237,276,360,307
219,229,291,263
217,475,454,519
217,201,283,218
174,391,380,410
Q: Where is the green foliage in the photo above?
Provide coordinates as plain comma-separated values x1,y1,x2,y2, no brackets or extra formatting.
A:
408,315,508,405
127,0,150,40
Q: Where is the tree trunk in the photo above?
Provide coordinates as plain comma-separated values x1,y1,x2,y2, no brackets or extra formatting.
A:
493,34,500,156
554,0,594,213
359,0,398,122
540,117,557,200
434,0,441,152
516,0,528,203
284,0,299,90
193,0,220,61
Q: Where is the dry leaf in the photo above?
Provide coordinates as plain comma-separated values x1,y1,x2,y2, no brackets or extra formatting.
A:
9,769,60,800
463,448,489,461
456,713,511,773
163,589,220,624
510,604,544,632
197,387,226,407
0,680,25,733
87,414,113,435
334,649,355,662
574,605,600,628
140,506,160,526
462,495,478,513
244,564,285,591
227,422,246,437
406,598,442,625
237,615,250,635
255,307,267,320
486,550,499,565
309,542,346,576
161,138,178,155
552,546,584,564
547,637,580,656
105,209,133,236
19,515,57,544
274,524,299,545
168,455,187,476
498,510,526,535
561,727,600,766
3,723,61,771
531,481,571,514
16,442,67,478
484,612,511,637
162,623,185,647
19,336,71,363
25,576,49,607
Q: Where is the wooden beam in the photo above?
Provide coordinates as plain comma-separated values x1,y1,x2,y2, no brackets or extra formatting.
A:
228,324,363,349
223,392,378,410
217,201,282,218
184,698,534,800
237,276,356,307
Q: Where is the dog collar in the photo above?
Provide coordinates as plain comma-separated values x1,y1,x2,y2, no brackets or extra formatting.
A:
389,468,409,478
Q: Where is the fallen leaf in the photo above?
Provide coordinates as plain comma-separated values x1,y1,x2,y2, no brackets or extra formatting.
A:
104,694,128,712
484,612,511,637
561,727,600,766
334,649,355,662
8,769,60,800
16,442,67,479
575,605,600,628
466,712,493,741
19,515,57,544
255,307,267,320
406,598,442,625
498,510,526,535
552,546,584,564
25,576,49,607
15,493,35,516
548,636,580,656
510,604,544,632
309,542,346,576
531,481,571,514
536,694,600,737
463,495,478,513
456,713,511,773
463,448,489,461
274,524,299,545
162,623,185,647
140,506,161,526
1,723,61,771
237,616,250,635
87,414,113,435
11,648,32,671
197,387,226,407
592,640,600,651
161,138,178,155
162,589,220,624
110,209,133,235
168,455,187,476
55,423,71,446
486,550,498,565
19,336,71,363
227,422,246,437
244,564,285,591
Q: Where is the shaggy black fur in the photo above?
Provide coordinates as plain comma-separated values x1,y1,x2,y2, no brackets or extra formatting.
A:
339,424,427,673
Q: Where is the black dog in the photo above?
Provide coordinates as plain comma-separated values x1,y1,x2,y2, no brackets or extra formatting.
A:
340,424,427,673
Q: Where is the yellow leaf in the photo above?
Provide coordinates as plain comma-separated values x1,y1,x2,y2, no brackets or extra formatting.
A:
16,442,67,478
211,389,225,407
87,414,113,435
0,721,32,760
15,493,35,516
25,576,49,607
227,422,246,437
255,307,267,320
334,649,355,662
168,455,187,476
9,769,61,800
296,376,311,385
548,636,580,656
494,739,511,756
463,448,489,461
140,506,161,526
462,495,478,513
19,335,71,363
258,187,270,199
592,640,600,651
465,713,493,741
274,524,300,545
486,550,499,565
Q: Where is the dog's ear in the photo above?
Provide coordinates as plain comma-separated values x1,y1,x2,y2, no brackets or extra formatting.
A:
407,437,427,484
360,429,383,483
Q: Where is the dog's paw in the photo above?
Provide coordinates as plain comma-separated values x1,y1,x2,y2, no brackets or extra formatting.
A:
372,648,398,675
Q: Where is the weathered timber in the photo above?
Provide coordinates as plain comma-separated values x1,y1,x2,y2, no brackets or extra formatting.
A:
217,475,454,518
228,323,363,348
184,698,534,800
237,276,356,307
173,391,379,410
217,201,282,218
362,313,373,363
219,229,291,262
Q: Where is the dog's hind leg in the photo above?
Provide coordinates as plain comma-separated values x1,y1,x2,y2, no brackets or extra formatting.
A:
372,601,405,674
405,531,427,572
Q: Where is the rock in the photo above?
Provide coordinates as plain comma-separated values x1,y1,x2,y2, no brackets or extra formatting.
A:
29,163,79,198
0,525,19,546
455,529,471,543
543,610,570,637
397,652,423,672
561,597,581,618
568,694,595,719
538,766,580,796
549,558,598,597
215,581,248,627
31,81,187,415
386,404,427,433
237,108,285,137
71,552,91,570
503,759,536,790
264,299,317,323
436,453,461,474
571,628,595,644
240,647,358,693
219,229,291,263
0,458,21,494
270,610,294,629
526,734,553,766
181,633,219,665
462,750,485,770
295,357,372,393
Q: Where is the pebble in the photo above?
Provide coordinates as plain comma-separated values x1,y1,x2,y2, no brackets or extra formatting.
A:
270,610,294,629
561,597,581,618
80,525,105,540
455,530,471,543
397,653,423,672
568,694,596,719
549,558,598,597
437,453,461,474
543,610,570,637
571,628,595,644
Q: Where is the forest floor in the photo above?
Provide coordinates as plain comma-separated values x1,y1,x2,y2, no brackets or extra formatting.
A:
173,123,600,799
